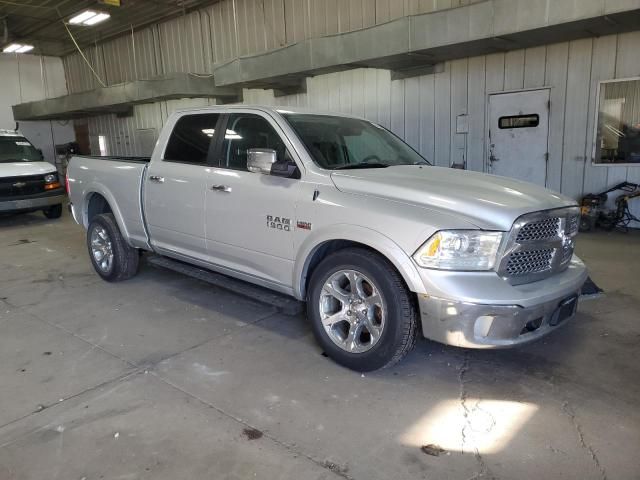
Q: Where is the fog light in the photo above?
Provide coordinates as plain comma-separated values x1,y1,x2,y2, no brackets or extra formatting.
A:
521,317,543,334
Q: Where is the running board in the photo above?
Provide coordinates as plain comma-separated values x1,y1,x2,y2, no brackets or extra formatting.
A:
146,255,304,315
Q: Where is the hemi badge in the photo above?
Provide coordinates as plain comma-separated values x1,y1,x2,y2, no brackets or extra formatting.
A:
296,221,312,230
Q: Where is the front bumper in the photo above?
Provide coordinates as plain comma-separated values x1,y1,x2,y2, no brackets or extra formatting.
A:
0,191,65,212
417,256,588,348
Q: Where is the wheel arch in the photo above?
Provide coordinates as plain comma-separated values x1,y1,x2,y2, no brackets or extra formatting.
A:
81,186,132,243
294,225,425,300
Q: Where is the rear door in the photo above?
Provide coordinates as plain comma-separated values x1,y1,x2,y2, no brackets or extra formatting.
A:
488,89,550,186
144,112,221,261
205,111,302,288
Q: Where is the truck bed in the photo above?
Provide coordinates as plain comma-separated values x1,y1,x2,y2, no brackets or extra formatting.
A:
67,155,150,248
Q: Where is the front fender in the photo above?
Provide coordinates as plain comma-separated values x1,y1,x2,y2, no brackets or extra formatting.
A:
293,223,426,300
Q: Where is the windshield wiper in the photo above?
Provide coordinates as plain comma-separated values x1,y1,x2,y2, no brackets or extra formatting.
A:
333,162,390,170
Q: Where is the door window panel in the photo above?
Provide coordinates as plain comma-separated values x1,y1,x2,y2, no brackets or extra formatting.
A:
164,113,220,164
594,78,640,164
221,114,288,171
498,114,539,129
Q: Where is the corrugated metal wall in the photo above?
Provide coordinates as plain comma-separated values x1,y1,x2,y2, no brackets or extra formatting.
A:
85,31,640,225
63,0,485,92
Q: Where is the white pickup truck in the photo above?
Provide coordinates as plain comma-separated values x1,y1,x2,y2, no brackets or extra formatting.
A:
67,106,587,371
0,129,64,218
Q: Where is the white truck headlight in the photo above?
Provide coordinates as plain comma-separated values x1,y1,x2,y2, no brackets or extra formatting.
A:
413,230,504,271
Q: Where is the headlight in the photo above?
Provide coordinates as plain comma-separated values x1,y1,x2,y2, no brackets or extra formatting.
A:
413,230,504,271
44,173,58,183
43,173,62,190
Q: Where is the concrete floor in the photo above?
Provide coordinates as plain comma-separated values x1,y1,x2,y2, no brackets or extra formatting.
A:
0,210,638,480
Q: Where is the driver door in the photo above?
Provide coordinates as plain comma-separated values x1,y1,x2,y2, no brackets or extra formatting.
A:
205,112,302,289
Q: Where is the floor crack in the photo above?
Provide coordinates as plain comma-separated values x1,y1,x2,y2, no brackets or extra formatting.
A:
152,372,350,479
458,352,497,480
562,400,607,480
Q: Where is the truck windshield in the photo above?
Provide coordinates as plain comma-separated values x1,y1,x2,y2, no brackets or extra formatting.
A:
283,114,430,170
0,137,42,163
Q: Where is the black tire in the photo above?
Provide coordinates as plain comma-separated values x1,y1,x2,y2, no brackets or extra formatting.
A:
43,204,63,219
307,248,418,372
87,213,139,282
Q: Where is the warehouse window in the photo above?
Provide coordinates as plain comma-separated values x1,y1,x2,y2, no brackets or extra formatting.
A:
164,113,220,164
594,78,640,165
498,114,539,129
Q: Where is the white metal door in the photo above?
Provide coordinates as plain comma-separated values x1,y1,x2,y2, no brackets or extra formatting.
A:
488,89,550,186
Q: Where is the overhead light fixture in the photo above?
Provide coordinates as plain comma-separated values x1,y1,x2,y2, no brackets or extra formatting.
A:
68,10,111,26
3,43,34,54
84,13,111,25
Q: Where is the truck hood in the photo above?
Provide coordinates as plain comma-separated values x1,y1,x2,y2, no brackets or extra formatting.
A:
330,165,576,230
0,161,56,178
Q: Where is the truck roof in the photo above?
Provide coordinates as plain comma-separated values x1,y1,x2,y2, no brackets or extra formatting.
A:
171,104,365,120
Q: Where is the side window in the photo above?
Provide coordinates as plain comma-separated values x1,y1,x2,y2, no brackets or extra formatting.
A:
164,113,220,164
221,113,288,171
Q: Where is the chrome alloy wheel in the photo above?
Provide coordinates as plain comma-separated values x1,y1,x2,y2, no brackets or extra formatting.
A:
90,225,114,273
319,269,386,354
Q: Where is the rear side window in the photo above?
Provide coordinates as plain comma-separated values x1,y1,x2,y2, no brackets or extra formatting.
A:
164,114,220,164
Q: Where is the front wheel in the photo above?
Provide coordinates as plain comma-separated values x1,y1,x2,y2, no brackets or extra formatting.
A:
307,248,418,372
43,204,62,219
87,213,139,282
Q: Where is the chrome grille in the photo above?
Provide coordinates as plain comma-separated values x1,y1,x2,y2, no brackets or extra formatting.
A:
516,217,560,242
561,243,574,264
505,249,554,276
566,214,580,236
498,207,580,285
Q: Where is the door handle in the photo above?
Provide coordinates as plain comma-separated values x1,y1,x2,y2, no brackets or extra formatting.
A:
210,184,232,193
149,175,165,183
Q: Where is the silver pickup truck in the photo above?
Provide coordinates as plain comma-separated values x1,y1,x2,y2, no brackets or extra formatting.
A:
67,106,587,371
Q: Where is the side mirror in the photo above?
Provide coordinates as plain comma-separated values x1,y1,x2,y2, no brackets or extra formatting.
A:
247,148,277,175
37,148,44,160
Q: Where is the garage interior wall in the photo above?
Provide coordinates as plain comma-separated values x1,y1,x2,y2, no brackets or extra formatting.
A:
0,54,75,166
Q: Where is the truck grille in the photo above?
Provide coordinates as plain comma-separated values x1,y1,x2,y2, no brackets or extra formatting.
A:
498,207,580,285
0,174,46,199
505,249,554,276
516,217,560,242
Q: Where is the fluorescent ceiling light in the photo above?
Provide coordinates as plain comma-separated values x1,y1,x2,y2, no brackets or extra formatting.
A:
69,10,98,24
3,43,22,53
84,13,111,25
3,43,34,53
68,10,110,26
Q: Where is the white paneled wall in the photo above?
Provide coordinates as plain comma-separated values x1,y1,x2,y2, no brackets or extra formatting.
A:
0,54,75,166
86,31,640,223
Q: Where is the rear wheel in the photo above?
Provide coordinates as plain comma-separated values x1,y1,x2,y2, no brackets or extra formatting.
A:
307,248,417,371
87,213,139,282
43,204,62,219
